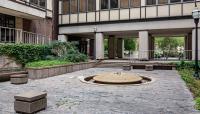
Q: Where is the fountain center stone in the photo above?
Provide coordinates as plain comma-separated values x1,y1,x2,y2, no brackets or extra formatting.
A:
93,72,143,84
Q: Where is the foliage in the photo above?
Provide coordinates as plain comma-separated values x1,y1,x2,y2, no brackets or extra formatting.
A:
124,39,136,51
178,67,200,110
61,48,88,63
175,60,200,69
0,43,50,66
48,41,77,57
155,37,184,57
26,60,71,68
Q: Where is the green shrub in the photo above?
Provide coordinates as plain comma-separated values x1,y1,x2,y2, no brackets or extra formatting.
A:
195,97,200,110
26,60,71,68
61,48,88,63
0,43,51,66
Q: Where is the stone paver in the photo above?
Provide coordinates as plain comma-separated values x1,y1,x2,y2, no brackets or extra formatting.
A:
0,68,199,114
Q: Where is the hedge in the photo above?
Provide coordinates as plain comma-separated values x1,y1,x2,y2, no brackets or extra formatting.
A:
0,43,51,66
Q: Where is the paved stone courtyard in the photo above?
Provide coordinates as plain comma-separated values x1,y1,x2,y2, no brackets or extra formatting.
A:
0,68,199,114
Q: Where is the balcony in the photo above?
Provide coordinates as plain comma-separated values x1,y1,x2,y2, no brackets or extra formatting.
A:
0,26,50,44
0,0,51,19
59,1,199,25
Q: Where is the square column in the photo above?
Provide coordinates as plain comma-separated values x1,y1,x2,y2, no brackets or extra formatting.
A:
108,36,117,59
139,31,149,60
94,33,104,60
117,38,124,58
192,29,200,60
185,34,192,60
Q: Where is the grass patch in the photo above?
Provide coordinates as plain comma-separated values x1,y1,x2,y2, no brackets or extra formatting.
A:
178,68,200,110
26,60,72,68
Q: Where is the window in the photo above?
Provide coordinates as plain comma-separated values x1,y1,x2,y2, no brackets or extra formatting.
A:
30,0,38,5
170,0,181,3
88,0,96,11
79,0,87,12
110,0,118,9
130,0,141,7
183,0,194,2
71,0,78,13
39,0,46,7
146,0,156,5
120,0,129,8
63,0,70,14
101,0,109,9
158,0,168,4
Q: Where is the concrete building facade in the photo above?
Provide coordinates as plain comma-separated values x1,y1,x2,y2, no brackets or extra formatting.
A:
0,0,53,44
58,0,199,60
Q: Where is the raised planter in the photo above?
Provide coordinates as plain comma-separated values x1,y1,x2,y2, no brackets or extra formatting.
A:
27,62,96,79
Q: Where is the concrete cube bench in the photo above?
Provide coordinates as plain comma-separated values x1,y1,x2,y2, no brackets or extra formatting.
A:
145,65,154,71
14,91,47,114
10,74,28,84
123,65,132,71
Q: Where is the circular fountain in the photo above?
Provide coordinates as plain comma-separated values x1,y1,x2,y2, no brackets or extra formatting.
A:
81,72,152,85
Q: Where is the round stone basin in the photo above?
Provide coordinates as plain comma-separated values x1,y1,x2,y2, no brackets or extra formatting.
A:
93,72,143,84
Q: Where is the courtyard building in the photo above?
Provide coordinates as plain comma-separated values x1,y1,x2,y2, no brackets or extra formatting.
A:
0,0,53,44
58,0,199,60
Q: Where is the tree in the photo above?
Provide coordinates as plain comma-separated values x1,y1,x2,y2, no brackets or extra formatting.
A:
124,39,136,53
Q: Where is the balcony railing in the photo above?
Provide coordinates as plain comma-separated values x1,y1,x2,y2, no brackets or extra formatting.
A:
59,1,198,25
128,50,194,61
0,26,50,44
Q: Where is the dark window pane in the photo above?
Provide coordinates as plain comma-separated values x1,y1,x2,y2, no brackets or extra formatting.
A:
63,0,70,14
39,0,46,7
101,0,109,9
158,0,168,4
88,0,96,11
130,0,141,7
79,0,87,12
120,0,129,8
183,0,194,1
71,0,78,13
110,0,118,9
146,0,156,5
170,0,181,3
30,0,38,5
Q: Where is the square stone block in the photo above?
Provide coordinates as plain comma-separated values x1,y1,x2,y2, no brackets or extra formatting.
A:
123,65,132,71
145,65,153,71
14,91,47,114
10,74,28,84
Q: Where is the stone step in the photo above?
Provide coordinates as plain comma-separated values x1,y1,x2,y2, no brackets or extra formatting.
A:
0,71,28,82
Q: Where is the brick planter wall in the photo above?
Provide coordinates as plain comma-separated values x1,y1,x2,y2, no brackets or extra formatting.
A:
27,62,96,79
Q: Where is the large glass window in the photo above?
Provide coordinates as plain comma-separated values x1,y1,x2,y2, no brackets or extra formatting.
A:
146,0,156,5
88,0,96,11
130,0,141,7
63,0,70,14
183,0,194,1
30,0,46,8
110,0,118,8
71,0,78,13
79,0,87,12
101,0,109,9
158,0,168,4
120,0,129,8
170,0,181,2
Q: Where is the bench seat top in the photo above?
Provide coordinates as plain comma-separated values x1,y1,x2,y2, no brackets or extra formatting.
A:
14,91,47,102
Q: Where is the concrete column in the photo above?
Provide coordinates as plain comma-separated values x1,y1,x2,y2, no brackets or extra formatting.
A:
141,0,146,6
149,35,155,59
94,33,104,60
58,35,68,42
192,29,200,60
108,36,116,59
117,38,124,58
139,31,149,60
185,34,192,60
96,0,100,11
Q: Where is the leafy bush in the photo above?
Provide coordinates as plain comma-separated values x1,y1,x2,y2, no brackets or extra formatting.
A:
26,60,71,68
178,68,200,110
0,43,50,66
61,48,88,63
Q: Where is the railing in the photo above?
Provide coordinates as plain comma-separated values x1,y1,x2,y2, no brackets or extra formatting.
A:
0,26,50,44
128,50,194,61
59,1,198,25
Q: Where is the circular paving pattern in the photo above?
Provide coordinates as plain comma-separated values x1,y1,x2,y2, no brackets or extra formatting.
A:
93,72,143,84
